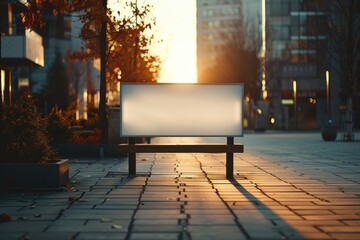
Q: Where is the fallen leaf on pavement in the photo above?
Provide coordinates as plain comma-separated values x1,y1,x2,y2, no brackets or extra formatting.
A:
0,213,11,221
111,224,123,229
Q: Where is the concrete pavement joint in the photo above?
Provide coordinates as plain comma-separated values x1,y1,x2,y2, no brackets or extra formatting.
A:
194,155,251,240
245,158,331,203
124,158,153,240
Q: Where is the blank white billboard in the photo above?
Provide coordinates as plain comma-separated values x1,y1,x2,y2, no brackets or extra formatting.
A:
120,83,243,137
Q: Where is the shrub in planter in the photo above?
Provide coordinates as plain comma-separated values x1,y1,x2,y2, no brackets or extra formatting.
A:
0,94,57,163
0,94,69,190
48,106,73,144
70,128,101,144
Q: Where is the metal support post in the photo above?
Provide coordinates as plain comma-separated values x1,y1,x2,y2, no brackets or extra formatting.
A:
128,137,136,175
226,137,234,179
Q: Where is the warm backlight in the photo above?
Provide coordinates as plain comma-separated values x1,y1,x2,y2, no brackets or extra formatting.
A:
108,0,197,83
145,1,197,83
120,83,243,137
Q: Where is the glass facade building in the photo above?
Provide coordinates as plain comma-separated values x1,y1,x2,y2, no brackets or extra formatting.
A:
196,0,244,82
266,0,330,129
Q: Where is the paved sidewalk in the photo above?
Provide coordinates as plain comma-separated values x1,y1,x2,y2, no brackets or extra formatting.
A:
0,132,359,240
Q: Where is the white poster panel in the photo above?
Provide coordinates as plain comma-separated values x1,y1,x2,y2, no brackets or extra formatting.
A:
120,83,243,137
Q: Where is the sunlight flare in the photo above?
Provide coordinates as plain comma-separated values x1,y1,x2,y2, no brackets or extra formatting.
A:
109,0,197,83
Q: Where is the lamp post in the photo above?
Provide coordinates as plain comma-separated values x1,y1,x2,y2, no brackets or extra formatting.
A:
326,70,331,125
261,0,267,100
293,79,297,129
321,70,337,141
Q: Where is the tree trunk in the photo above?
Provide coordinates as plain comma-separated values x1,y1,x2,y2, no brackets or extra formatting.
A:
343,98,354,141
0,4,3,121
99,0,108,143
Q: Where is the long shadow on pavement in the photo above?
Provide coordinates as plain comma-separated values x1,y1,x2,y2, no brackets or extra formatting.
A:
228,179,307,239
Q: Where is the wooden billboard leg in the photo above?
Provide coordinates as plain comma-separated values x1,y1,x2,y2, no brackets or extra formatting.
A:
226,137,234,179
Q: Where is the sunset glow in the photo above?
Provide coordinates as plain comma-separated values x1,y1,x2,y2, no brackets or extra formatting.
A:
152,1,197,83
109,0,197,83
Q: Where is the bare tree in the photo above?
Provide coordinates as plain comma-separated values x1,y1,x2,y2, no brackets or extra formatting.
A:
306,0,360,133
326,1,360,104
198,6,261,100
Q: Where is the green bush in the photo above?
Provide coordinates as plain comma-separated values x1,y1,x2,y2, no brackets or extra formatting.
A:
0,94,57,163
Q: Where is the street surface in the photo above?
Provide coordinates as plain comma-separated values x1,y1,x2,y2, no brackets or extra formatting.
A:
0,132,359,239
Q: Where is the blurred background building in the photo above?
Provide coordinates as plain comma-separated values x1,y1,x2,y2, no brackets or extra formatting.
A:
1,0,44,104
265,0,329,130
196,0,251,80
197,0,360,130
1,0,99,120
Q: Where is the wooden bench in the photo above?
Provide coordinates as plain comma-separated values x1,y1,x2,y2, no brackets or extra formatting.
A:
118,83,244,179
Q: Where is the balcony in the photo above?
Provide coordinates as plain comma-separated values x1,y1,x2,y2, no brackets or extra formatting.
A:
1,30,44,68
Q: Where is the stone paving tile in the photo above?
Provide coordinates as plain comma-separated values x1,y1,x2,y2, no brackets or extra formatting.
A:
342,220,360,225
318,226,360,233
129,233,180,240
185,209,231,214
0,233,25,240
1,133,359,239
188,226,246,240
138,202,183,209
61,209,134,220
0,221,51,232
94,205,138,210
85,220,130,232
134,212,187,220
275,219,346,228
133,219,179,225
24,232,76,240
46,219,130,232
131,225,183,233
77,232,127,240
329,233,360,240
188,214,236,225
302,214,360,221
100,199,138,205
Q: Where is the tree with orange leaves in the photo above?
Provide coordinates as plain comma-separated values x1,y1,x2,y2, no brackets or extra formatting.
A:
22,0,161,143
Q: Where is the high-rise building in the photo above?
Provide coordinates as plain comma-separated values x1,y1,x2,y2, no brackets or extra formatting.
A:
265,0,330,129
196,0,244,82
197,0,359,130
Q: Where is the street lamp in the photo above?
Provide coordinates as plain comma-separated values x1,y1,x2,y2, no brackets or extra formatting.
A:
261,0,267,100
321,70,337,141
293,79,297,129
326,70,331,125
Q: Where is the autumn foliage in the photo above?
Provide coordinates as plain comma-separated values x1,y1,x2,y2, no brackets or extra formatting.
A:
70,128,101,144
0,94,58,163
22,0,161,84
22,0,161,143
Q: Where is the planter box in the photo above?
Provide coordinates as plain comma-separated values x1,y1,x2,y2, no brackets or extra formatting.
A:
52,144,128,158
0,159,69,190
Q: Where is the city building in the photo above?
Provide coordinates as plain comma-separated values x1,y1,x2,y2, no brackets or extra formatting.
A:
196,0,244,81
30,13,100,120
265,0,331,129
196,0,359,130
1,0,44,104
0,1,99,120
196,0,263,129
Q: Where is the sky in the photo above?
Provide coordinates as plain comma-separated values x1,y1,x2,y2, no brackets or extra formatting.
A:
109,0,197,83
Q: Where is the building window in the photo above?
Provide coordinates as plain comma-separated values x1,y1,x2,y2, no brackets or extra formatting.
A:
202,21,209,29
269,1,290,16
65,19,71,30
